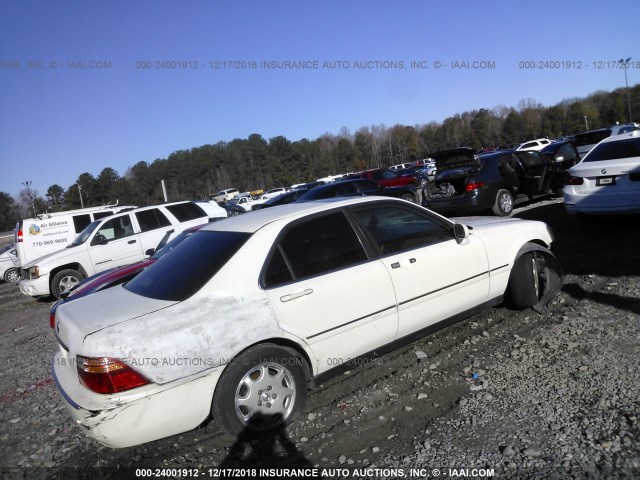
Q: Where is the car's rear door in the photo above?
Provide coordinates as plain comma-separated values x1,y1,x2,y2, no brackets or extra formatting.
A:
349,202,490,338
263,210,398,375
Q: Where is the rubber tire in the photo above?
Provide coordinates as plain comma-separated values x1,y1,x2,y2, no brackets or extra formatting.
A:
492,189,514,216
401,193,417,203
507,252,541,309
212,344,307,437
51,269,84,299
4,268,20,283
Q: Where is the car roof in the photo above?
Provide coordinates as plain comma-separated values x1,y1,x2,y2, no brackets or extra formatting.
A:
595,129,640,145
201,196,407,233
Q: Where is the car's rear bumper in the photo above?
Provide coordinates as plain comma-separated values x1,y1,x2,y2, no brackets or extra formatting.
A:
564,191,640,214
423,189,494,213
52,351,225,448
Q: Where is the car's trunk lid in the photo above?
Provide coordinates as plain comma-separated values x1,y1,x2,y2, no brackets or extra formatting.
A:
54,284,177,354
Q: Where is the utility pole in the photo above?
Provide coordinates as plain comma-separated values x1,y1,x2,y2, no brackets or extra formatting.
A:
22,180,36,216
78,185,84,208
618,57,633,123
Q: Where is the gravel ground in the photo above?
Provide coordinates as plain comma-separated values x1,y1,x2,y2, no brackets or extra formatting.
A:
0,199,638,479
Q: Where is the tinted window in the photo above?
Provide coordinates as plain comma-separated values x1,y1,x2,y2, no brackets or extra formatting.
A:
354,180,381,194
93,211,114,221
71,220,100,246
165,202,206,222
353,205,452,255
72,214,91,233
91,215,134,245
264,212,367,287
126,231,251,301
573,130,611,147
518,151,544,169
584,138,640,162
135,208,171,232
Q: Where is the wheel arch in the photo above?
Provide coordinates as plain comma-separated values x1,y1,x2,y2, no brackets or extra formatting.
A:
222,336,316,385
49,263,88,290
509,241,563,313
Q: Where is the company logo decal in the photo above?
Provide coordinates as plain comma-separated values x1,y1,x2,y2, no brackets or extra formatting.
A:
28,224,41,236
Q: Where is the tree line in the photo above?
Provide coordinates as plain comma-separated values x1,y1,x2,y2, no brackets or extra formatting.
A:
1,83,638,231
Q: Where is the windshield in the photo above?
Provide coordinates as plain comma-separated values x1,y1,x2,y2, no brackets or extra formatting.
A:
583,138,640,162
70,220,100,246
125,231,251,301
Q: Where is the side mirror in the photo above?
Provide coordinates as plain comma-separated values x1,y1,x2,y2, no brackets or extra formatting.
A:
453,223,470,244
145,248,155,257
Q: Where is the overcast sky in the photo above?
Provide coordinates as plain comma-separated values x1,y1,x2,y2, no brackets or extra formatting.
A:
1,0,638,197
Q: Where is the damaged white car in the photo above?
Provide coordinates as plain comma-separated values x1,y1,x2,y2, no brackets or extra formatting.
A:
52,197,562,447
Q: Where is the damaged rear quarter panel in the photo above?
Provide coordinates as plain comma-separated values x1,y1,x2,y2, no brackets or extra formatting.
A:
82,290,285,384
80,228,296,385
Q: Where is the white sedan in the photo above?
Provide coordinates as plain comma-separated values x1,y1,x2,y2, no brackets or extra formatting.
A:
52,197,562,447
564,130,640,215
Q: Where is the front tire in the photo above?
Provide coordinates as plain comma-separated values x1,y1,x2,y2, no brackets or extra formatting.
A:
400,193,417,203
492,189,514,216
212,344,307,437
4,268,20,283
51,269,83,299
507,252,544,309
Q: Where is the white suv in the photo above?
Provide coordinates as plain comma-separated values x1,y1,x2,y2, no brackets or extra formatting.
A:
516,138,553,151
19,201,226,298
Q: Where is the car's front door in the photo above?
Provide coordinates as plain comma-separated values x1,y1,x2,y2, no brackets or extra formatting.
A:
350,203,490,338
263,211,398,375
88,214,143,273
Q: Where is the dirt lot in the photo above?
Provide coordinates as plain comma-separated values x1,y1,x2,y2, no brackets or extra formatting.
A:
0,200,638,479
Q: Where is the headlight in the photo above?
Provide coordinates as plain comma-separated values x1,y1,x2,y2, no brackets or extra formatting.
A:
28,266,40,279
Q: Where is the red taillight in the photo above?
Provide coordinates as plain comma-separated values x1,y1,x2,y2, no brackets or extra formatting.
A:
465,181,485,192
17,229,23,242
565,176,584,185
49,312,55,329
77,356,150,394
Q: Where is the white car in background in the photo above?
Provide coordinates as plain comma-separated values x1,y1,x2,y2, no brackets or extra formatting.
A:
564,130,640,215
0,244,20,283
516,138,553,151
261,187,289,200
52,196,562,447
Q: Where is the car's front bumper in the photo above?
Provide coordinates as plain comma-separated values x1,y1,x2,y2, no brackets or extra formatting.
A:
52,351,225,448
18,274,51,297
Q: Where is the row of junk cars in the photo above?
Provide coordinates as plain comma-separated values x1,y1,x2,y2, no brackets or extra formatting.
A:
217,122,640,219
2,122,637,449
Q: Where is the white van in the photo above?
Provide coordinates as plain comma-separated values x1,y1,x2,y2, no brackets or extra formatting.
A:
18,200,227,298
15,204,136,268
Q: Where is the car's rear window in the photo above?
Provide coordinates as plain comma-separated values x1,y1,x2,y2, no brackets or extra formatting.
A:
583,138,640,162
165,202,206,222
125,231,251,301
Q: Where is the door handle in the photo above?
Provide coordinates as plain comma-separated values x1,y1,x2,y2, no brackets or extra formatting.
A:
128,240,137,244
280,288,313,302
391,262,400,269
409,258,416,264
